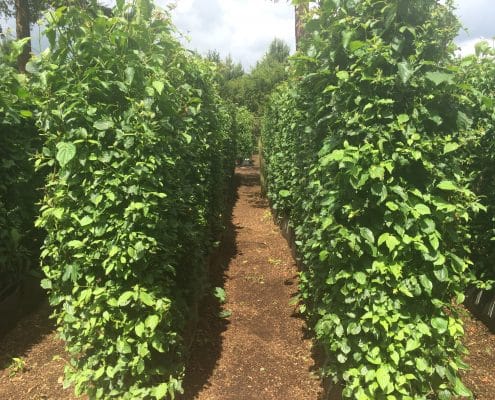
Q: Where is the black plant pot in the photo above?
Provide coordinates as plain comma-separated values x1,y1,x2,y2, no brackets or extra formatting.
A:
465,286,495,332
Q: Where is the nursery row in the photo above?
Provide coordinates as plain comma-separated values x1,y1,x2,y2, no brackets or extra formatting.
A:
262,1,495,399
0,1,255,398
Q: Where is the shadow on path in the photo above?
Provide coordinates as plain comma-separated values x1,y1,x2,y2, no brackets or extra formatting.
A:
180,173,241,399
0,300,53,370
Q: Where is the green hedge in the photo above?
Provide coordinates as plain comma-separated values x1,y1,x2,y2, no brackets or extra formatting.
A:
235,106,255,160
0,41,40,292
457,43,495,281
262,1,486,398
32,1,235,398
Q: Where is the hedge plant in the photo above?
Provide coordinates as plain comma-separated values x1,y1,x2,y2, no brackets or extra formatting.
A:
262,0,485,398
0,40,40,292
32,1,235,398
456,43,495,281
235,106,255,161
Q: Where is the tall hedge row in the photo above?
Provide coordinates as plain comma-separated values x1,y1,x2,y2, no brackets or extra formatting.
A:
235,106,255,160
456,43,495,281
31,1,236,398
262,1,488,398
0,42,40,292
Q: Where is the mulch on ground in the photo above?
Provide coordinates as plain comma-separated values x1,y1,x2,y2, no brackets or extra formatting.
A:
181,160,323,400
461,308,495,400
0,302,83,400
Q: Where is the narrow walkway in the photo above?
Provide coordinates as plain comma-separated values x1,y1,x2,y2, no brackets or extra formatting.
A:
182,157,323,400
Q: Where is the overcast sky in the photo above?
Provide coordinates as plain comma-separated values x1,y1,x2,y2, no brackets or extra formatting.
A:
166,0,495,68
1,0,494,70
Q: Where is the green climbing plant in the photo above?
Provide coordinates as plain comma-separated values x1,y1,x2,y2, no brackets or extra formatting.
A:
0,39,40,292
262,0,487,398
235,106,255,160
31,1,235,398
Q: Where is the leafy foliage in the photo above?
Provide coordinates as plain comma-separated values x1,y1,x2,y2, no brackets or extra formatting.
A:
0,40,40,291
217,38,290,114
32,1,235,398
456,42,495,281
235,106,255,160
262,0,486,398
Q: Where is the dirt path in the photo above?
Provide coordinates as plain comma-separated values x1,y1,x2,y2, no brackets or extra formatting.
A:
181,159,323,400
0,303,80,400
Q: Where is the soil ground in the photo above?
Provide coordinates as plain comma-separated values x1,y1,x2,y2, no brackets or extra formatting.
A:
0,158,494,399
180,159,323,400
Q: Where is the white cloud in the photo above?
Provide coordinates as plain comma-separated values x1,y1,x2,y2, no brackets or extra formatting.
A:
162,0,295,70
2,1,495,67
456,37,491,57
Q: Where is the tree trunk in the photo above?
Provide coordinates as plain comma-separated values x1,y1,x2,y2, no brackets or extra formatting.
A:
295,3,308,50
15,0,31,72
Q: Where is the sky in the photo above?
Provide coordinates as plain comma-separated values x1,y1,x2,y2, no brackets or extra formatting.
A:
1,0,494,70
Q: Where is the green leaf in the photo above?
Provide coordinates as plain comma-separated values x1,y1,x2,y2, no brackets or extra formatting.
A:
406,338,421,352
109,246,119,257
336,70,349,80
414,204,431,215
341,30,353,48
369,165,385,180
181,131,192,143
139,291,154,306
279,190,291,198
398,61,413,84
56,142,76,167
437,181,458,191
431,317,448,334
93,120,114,131
354,271,367,285
376,366,390,392
219,310,232,318
40,279,52,289
153,383,169,399
456,111,472,130
416,358,428,371
152,80,165,95
118,291,134,307
349,40,365,51
434,266,449,282
135,322,145,337
67,240,84,249
25,60,39,74
124,66,135,85
386,235,400,252
359,227,374,244
213,287,226,303
379,233,400,252
443,142,459,154
386,201,399,211
397,114,409,124
425,71,454,86
453,377,472,397
79,216,93,226
321,149,344,166
145,315,160,331
116,339,131,354
419,274,433,293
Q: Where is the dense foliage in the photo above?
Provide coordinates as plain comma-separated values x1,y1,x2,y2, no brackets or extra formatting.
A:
0,40,40,292
262,0,489,398
235,106,255,160
32,1,235,398
456,42,495,281
213,38,290,115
